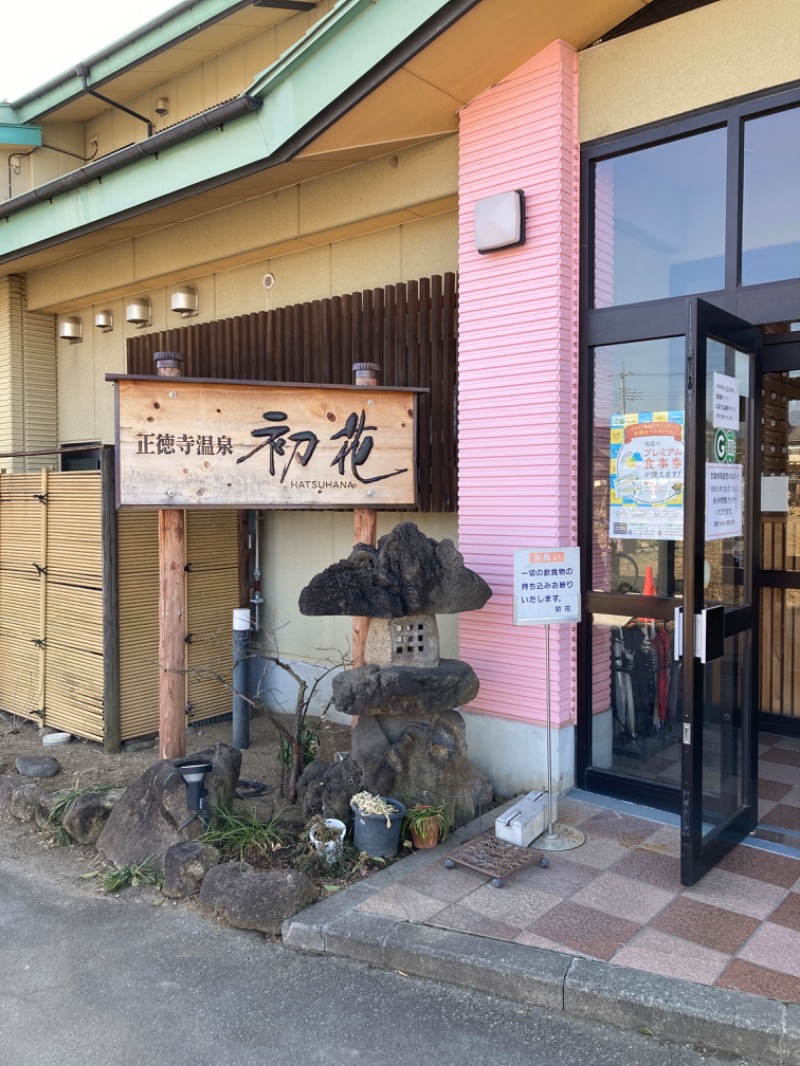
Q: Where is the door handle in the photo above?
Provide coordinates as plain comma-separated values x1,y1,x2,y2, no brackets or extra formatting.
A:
673,604,725,664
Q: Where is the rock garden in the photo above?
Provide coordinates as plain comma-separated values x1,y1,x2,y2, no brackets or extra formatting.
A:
0,522,497,937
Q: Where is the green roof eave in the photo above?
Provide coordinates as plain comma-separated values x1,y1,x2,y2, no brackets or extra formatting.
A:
246,0,453,146
0,0,459,260
0,125,42,149
12,0,255,124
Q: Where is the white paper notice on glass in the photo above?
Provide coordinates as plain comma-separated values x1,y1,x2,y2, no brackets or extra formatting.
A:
512,547,581,626
713,372,740,430
706,463,743,541
761,474,789,513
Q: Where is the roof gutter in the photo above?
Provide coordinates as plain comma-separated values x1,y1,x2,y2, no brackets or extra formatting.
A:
0,95,262,222
0,0,481,261
76,64,154,138
11,0,260,123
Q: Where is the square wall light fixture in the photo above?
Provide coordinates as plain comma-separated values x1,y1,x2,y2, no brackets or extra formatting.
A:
473,189,526,253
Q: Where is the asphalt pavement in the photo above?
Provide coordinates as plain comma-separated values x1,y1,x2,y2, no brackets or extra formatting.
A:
0,857,758,1066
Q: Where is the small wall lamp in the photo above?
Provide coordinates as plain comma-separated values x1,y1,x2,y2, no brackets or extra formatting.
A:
473,189,526,253
170,285,198,318
58,316,82,343
125,297,151,328
154,97,169,117
94,309,113,332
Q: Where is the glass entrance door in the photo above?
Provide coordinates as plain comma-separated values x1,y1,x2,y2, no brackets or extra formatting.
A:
760,334,800,727
679,299,760,886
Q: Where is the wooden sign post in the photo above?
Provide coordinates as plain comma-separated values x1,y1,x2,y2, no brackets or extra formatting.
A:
155,353,186,760
352,362,379,671
108,366,422,753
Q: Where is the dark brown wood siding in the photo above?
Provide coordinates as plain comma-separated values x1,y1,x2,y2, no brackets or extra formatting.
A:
126,274,457,513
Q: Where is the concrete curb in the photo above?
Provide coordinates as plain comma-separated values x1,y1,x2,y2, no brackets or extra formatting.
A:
283,851,800,1065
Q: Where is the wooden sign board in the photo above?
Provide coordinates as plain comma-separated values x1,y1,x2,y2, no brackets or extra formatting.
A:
110,377,418,509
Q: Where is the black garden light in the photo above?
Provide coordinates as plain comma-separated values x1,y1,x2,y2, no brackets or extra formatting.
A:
175,759,213,829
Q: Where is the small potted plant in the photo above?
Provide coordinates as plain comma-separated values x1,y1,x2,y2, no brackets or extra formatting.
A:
402,803,450,849
350,791,406,858
308,815,347,864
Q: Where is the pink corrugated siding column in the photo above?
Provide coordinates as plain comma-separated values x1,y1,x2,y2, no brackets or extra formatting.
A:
458,40,580,729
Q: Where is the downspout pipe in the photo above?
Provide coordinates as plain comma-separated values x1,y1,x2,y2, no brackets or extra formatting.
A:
0,95,262,221
76,64,154,138
232,608,252,750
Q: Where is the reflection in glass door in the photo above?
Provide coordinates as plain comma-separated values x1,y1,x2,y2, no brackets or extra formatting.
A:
588,338,685,796
760,348,800,724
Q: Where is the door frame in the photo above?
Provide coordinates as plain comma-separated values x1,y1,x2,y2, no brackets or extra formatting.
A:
679,298,760,885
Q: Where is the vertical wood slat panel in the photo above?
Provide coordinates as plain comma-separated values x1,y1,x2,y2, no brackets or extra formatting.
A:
126,277,457,512
117,508,241,740
0,472,105,740
417,278,432,505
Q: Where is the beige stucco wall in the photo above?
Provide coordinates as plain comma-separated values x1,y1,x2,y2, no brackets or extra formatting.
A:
579,0,800,142
261,511,460,665
30,135,457,313
44,136,457,444
55,208,457,444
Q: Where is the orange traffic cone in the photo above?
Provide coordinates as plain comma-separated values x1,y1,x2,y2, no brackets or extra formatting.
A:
638,565,656,626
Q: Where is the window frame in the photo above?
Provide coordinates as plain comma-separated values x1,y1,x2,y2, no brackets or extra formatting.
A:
577,80,800,805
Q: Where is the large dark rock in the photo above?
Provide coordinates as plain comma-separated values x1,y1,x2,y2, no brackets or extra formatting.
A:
96,743,241,870
199,862,319,934
10,781,40,822
299,522,491,618
333,659,479,717
185,742,243,813
62,789,125,844
351,710,493,826
297,755,363,821
162,841,220,898
15,755,60,779
0,776,42,824
34,789,60,830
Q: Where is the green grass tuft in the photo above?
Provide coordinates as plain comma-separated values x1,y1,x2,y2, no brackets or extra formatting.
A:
98,857,162,894
201,806,289,864
40,783,117,847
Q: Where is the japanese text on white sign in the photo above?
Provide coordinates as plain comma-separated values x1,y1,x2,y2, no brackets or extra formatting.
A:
712,372,740,431
706,463,743,541
513,548,581,626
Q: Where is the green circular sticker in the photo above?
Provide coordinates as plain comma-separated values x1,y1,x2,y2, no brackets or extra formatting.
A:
725,429,736,462
714,428,727,462
714,428,736,463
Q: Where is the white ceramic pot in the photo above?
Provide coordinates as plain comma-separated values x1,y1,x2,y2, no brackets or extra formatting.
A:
309,818,346,863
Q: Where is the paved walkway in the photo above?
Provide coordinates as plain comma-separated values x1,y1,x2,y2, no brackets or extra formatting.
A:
284,788,800,1065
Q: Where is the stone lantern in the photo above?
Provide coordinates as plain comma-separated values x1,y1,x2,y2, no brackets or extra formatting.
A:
298,522,494,824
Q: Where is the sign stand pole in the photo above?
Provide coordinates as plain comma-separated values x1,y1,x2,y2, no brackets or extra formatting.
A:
351,362,381,674
544,623,556,840
535,620,585,852
511,546,585,854
156,352,187,761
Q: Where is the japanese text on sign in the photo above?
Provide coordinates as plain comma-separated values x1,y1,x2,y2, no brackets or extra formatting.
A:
713,372,740,431
513,547,581,626
609,412,684,541
706,463,743,541
112,377,418,509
